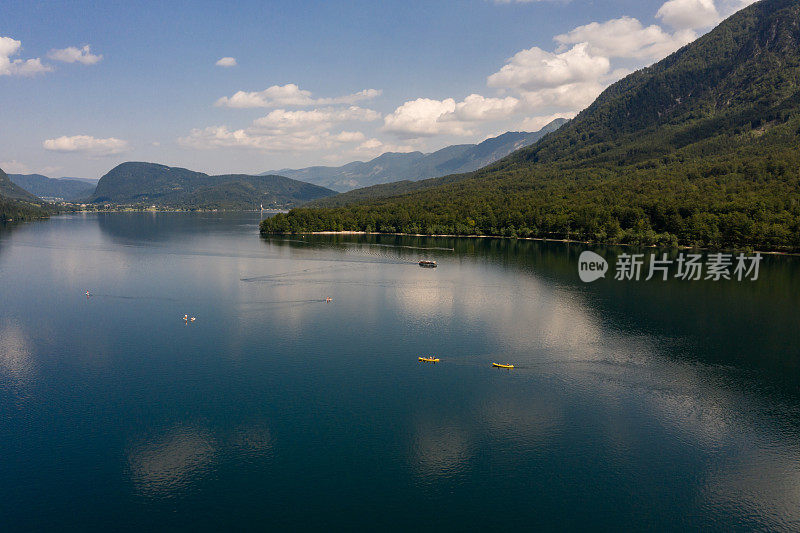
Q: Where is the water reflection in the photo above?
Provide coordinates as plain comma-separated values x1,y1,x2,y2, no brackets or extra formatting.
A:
0,318,34,386
3,214,800,529
411,420,472,480
128,425,217,497
128,421,274,498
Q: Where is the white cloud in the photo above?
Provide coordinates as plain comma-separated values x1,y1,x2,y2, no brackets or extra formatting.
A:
0,160,32,173
48,45,102,65
250,106,380,134
179,104,380,153
657,0,720,30
555,16,697,60
0,160,61,175
178,125,367,153
383,94,520,138
485,10,704,120
355,138,417,156
0,159,61,176
332,131,367,143
488,43,609,92
317,137,420,164
450,94,520,121
0,36,52,76
215,57,237,67
517,112,576,132
215,84,382,108
382,98,471,137
43,135,130,156
519,81,607,111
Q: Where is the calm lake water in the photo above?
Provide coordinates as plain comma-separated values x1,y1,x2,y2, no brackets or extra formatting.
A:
2,212,800,531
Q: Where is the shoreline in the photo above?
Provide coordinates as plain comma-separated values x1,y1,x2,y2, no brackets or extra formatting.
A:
262,230,800,256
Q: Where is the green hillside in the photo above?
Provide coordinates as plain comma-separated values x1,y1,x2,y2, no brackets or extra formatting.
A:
90,162,336,209
262,0,800,251
0,168,49,221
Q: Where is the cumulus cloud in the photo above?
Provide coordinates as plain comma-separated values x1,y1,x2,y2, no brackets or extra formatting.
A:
488,43,609,92
48,45,102,65
517,112,576,132
382,98,466,137
555,16,697,60
215,57,237,67
656,0,720,30
179,125,365,152
0,36,52,76
215,84,381,108
43,135,130,156
484,8,707,120
179,105,380,153
351,138,418,158
383,94,520,138
250,106,380,133
450,94,520,121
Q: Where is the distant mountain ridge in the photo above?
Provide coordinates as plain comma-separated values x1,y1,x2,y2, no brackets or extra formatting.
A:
10,174,96,202
90,162,336,209
0,167,49,221
262,120,567,191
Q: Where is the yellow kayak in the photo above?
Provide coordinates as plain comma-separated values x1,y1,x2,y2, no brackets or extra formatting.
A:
492,363,514,369
419,356,440,363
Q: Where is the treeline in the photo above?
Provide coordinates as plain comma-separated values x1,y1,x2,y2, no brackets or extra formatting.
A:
261,135,800,251
0,197,50,222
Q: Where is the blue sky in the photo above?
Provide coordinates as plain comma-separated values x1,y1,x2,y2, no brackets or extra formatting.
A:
1,0,754,178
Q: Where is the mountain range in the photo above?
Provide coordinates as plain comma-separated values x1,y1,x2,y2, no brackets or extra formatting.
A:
5,121,568,209
9,174,97,202
262,120,567,191
88,162,337,209
262,0,800,251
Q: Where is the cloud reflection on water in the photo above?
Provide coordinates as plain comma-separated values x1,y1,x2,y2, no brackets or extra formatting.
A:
0,318,35,386
128,421,273,498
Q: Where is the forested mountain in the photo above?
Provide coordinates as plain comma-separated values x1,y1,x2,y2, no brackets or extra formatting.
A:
89,162,336,209
0,167,49,221
9,174,96,202
262,0,800,251
262,119,567,191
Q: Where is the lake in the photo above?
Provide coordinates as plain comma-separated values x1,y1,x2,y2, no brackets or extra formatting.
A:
2,212,800,531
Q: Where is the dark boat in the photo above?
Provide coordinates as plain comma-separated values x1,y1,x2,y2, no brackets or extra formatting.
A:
419,260,437,268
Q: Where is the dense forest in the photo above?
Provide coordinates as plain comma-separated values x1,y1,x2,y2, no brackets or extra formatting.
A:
0,196,49,222
262,0,800,251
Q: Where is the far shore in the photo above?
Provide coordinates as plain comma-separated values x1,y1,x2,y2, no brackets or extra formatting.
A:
262,230,799,256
